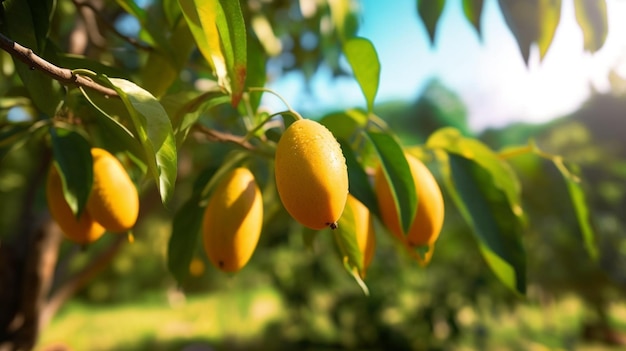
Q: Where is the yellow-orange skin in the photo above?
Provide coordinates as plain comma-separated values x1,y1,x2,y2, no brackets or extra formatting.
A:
87,148,139,233
375,154,444,248
346,194,376,275
274,119,349,230
46,165,106,244
202,167,263,273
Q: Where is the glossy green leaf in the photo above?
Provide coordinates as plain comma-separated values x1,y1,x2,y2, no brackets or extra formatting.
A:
334,201,364,273
104,78,177,204
333,202,369,295
343,38,380,113
417,0,446,44
217,0,247,107
339,139,379,218
554,159,598,260
462,0,484,38
574,0,608,53
366,131,417,235
49,127,93,218
167,196,204,285
447,153,526,295
427,127,523,219
179,0,228,87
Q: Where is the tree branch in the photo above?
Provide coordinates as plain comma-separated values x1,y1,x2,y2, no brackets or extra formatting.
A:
192,124,256,151
0,32,118,97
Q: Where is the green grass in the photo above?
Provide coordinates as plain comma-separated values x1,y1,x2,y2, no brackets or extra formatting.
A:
36,287,284,351
36,288,626,351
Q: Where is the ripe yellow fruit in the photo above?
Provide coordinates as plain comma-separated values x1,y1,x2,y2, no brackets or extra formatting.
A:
274,119,349,230
202,167,263,273
46,165,106,244
375,153,444,248
86,148,139,233
346,194,376,275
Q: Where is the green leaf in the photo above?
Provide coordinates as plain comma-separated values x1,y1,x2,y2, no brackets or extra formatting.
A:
179,0,228,87
1,0,62,116
537,0,562,61
573,0,608,53
553,159,598,260
366,131,417,235
49,127,93,218
167,196,205,285
334,201,364,274
140,17,194,97
427,127,523,218
104,78,177,204
497,0,536,64
462,0,484,38
497,0,562,64
217,0,247,107
319,109,368,141
417,0,446,44
339,139,379,218
447,154,526,295
328,0,359,41
246,34,267,113
343,38,380,113
26,0,55,52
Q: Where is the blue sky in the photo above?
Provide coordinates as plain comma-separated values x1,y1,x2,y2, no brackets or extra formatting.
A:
264,0,626,131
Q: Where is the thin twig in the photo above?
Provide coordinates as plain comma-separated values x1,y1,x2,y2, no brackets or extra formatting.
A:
192,124,256,150
0,32,118,97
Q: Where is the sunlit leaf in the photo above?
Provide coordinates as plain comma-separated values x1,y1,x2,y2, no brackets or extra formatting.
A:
537,0,561,60
446,153,526,295
343,38,380,113
573,0,608,53
417,0,446,44
49,127,93,218
553,159,598,260
328,0,358,40
427,127,523,218
462,0,484,38
366,131,417,235
104,78,177,204
179,0,228,87
333,202,369,295
217,0,247,107
167,196,204,285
